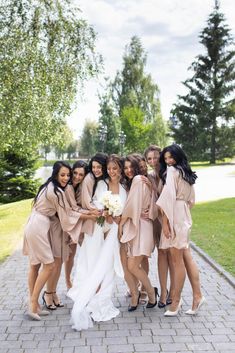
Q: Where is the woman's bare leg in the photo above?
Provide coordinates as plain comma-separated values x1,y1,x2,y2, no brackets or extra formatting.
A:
167,251,175,301
139,256,149,303
120,244,139,305
28,263,41,298
45,257,63,306
183,248,203,310
127,256,156,304
157,249,169,303
65,244,77,289
30,262,55,314
168,248,185,311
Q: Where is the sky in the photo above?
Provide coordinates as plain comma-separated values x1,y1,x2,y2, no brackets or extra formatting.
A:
67,0,235,138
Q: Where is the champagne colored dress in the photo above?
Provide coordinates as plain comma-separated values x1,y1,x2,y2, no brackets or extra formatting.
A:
120,175,158,257
23,182,83,265
156,166,195,249
148,170,162,247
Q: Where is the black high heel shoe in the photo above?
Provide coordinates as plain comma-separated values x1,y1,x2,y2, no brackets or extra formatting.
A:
166,292,172,306
42,291,57,310
146,287,159,309
158,289,169,308
128,292,141,312
52,292,64,308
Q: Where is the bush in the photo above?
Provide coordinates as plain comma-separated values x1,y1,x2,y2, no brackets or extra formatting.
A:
0,150,40,203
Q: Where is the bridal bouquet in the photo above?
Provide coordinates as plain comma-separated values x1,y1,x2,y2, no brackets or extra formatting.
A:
96,191,123,226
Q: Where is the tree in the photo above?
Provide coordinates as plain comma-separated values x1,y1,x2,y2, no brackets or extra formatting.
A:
0,149,40,203
97,81,120,154
111,36,168,151
66,140,80,160
0,0,101,153
53,124,74,160
121,107,152,152
0,0,101,202
80,120,98,158
171,1,235,163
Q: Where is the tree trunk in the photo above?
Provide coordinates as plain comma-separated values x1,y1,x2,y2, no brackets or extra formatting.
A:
210,122,216,164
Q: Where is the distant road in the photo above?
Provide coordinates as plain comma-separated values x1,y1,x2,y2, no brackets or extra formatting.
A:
194,164,235,203
35,164,235,203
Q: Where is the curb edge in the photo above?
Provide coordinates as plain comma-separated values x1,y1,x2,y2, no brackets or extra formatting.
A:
190,241,235,288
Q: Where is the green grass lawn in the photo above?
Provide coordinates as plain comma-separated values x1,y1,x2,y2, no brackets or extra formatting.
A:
0,199,32,263
0,198,234,277
190,158,234,169
191,198,235,276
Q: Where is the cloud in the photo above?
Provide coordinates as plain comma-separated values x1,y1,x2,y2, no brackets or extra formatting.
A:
70,0,235,137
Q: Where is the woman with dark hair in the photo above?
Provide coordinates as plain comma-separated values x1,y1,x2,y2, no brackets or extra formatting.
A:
23,161,96,320
43,161,92,310
64,160,90,290
119,155,158,312
156,144,205,316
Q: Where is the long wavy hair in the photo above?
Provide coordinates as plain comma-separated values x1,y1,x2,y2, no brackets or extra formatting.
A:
34,161,72,208
89,152,108,197
159,144,197,185
123,154,141,190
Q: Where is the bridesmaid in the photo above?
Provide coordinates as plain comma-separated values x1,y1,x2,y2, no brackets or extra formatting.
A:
42,162,90,310
119,155,158,312
144,145,173,308
156,144,205,316
23,161,96,320
64,160,89,290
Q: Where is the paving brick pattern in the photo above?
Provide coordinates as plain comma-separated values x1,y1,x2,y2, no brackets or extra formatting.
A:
0,247,234,353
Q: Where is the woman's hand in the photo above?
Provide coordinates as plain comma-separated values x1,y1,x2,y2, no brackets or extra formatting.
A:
81,213,97,221
102,210,113,224
141,209,149,220
141,175,152,190
90,209,102,217
113,216,121,224
106,215,113,224
162,214,171,238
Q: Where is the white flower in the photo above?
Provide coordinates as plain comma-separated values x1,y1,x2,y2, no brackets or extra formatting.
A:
99,191,123,217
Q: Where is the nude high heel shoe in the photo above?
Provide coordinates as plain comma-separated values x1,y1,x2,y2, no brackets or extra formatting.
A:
164,298,182,317
185,296,206,315
27,311,41,321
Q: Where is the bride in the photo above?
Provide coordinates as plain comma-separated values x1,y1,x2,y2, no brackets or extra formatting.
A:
67,153,127,331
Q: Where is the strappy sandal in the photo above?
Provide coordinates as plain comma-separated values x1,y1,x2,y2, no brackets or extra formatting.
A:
139,291,148,305
42,291,57,310
52,292,64,307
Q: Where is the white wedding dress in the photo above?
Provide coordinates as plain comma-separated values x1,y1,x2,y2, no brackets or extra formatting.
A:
67,180,127,331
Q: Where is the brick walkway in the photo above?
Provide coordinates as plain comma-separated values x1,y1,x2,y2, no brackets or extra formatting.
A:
0,247,234,353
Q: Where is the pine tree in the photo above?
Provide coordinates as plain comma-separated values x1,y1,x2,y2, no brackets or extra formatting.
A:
171,1,235,163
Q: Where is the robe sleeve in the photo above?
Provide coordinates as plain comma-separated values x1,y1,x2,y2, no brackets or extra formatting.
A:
120,176,143,243
156,166,177,235
65,184,79,211
47,186,83,240
188,185,195,208
81,173,96,210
